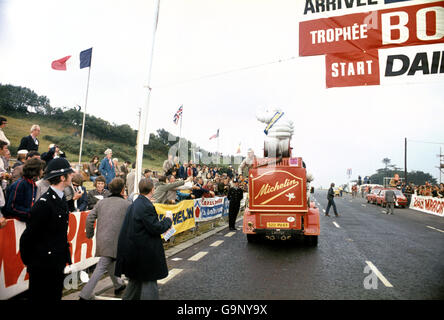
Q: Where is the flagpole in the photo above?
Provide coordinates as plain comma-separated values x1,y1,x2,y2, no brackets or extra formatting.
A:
135,0,161,195
78,64,91,168
179,108,183,161
217,129,220,164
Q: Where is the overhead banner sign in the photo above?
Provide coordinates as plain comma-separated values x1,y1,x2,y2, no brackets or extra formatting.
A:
299,0,444,88
300,0,444,56
379,43,444,84
326,42,444,87
326,49,381,87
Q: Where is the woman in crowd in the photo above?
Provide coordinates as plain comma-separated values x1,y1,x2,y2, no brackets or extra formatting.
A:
2,158,45,224
88,156,100,182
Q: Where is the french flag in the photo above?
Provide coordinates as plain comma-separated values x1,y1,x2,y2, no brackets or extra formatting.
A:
209,129,219,140
51,48,92,70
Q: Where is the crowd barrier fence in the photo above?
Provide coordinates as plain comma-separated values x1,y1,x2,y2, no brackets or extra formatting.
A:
409,194,444,218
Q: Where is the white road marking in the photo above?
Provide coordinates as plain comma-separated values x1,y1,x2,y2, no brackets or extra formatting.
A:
427,226,444,233
171,257,183,261
188,251,208,261
361,204,366,207
332,222,340,228
225,232,235,237
365,261,393,288
210,240,224,247
158,268,183,285
94,295,122,300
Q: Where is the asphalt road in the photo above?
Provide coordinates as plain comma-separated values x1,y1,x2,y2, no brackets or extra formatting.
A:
92,190,444,300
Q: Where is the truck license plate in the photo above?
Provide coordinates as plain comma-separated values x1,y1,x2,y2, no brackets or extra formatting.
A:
267,222,289,228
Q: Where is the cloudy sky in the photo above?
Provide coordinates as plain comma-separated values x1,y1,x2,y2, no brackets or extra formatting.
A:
0,0,443,188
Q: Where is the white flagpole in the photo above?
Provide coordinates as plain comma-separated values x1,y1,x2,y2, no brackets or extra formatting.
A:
179,107,183,161
135,0,161,195
217,129,220,164
78,64,91,168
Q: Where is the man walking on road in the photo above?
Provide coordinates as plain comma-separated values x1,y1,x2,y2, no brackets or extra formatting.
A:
385,189,396,215
326,183,339,217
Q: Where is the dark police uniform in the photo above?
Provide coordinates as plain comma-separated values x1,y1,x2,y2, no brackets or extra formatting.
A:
326,185,339,217
19,159,73,300
227,183,244,230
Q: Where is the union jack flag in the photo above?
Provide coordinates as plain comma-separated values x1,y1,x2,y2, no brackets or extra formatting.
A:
173,105,183,124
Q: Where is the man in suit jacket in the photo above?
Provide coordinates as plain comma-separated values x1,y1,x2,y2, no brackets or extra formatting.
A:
19,158,74,300
79,178,129,300
326,182,339,217
18,124,40,152
115,178,173,300
385,189,396,215
99,148,115,185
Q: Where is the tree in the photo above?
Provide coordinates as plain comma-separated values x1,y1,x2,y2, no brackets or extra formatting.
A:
382,158,391,169
0,84,51,114
370,168,437,186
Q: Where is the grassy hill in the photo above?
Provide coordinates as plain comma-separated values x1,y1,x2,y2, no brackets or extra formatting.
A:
1,113,165,172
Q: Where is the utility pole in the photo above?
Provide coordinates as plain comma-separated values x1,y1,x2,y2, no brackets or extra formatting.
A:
404,137,407,184
437,147,444,184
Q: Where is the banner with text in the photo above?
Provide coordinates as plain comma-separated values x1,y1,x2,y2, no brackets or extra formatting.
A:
409,194,444,217
300,1,444,56
379,42,444,84
194,196,230,222
154,200,196,234
326,49,381,87
299,0,421,20
0,211,99,300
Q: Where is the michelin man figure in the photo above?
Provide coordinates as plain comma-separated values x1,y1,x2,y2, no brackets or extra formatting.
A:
256,106,294,158
256,106,314,204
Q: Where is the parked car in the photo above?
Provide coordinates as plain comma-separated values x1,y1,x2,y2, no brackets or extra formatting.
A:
366,188,382,204
376,188,408,208
334,187,340,196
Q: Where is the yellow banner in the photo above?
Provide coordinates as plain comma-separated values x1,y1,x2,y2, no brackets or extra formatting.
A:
154,200,195,235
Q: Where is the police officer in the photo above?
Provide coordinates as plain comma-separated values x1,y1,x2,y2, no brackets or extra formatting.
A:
227,179,244,230
19,158,74,300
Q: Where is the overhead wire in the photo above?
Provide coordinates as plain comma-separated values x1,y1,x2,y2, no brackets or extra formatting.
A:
153,55,298,89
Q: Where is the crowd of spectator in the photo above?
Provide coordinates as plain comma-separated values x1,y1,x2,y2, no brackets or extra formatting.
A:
0,118,249,300
0,118,247,228
402,182,444,199
360,181,444,203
